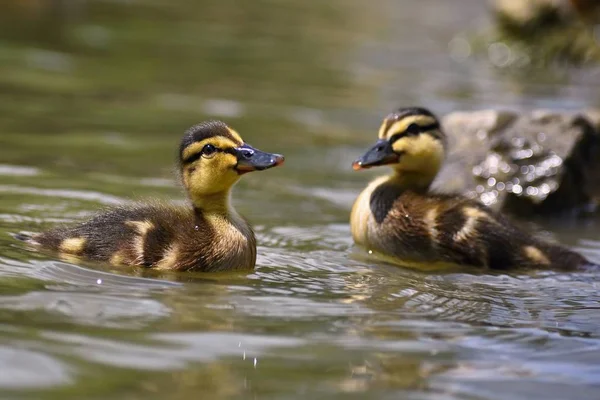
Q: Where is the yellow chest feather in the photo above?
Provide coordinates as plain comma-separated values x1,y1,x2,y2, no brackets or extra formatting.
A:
350,175,389,247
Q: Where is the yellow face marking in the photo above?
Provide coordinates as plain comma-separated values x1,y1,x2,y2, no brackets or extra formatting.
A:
424,207,439,242
227,128,244,144
391,134,443,155
183,136,243,201
390,134,445,186
380,115,438,140
181,137,238,162
377,119,389,139
523,246,551,266
59,237,86,254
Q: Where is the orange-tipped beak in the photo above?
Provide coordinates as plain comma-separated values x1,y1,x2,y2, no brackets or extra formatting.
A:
352,139,399,171
352,160,365,171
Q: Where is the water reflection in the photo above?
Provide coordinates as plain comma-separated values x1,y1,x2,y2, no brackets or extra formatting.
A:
1,0,600,399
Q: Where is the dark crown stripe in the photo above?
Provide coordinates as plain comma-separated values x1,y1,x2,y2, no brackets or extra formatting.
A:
389,122,441,143
179,120,240,163
393,107,437,119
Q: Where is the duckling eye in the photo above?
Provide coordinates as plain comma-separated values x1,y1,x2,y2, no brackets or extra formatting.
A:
405,123,420,136
201,144,217,158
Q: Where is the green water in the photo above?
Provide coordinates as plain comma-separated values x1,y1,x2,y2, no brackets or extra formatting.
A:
1,1,600,399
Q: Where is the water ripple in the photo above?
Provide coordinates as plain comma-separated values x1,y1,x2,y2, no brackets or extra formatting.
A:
0,184,124,205
0,347,71,389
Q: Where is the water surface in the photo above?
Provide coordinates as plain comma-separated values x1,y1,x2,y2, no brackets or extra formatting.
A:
1,1,600,399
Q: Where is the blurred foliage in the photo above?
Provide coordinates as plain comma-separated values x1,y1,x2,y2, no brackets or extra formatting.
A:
487,0,600,67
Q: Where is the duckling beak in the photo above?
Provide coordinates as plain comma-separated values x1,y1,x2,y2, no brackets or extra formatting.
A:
352,139,399,170
234,143,285,174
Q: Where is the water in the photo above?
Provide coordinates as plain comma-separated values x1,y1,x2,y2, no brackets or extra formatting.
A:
1,0,600,398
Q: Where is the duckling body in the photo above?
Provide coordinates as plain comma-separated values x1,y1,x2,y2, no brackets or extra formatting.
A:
351,107,591,270
34,203,256,272
22,121,283,272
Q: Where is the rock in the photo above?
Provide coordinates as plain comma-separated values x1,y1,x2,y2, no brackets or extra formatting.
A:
433,109,600,217
492,0,568,26
487,0,600,66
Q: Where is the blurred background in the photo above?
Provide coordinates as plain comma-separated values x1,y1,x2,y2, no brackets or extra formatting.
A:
1,0,600,399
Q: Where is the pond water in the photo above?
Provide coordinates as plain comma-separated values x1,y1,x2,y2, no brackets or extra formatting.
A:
1,0,600,399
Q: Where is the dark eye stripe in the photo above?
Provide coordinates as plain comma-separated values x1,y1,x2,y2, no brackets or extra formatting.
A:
389,122,440,143
182,147,237,164
182,152,203,164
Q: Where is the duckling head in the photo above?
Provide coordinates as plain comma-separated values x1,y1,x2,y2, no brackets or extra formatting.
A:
352,107,446,188
179,121,284,206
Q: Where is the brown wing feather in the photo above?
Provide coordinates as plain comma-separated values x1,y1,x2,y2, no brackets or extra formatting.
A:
33,203,255,272
375,191,588,269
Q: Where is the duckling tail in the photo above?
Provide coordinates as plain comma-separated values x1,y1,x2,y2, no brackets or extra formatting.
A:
533,240,595,271
577,261,600,273
14,232,33,242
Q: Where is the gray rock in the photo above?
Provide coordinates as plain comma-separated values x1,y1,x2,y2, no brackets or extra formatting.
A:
434,109,600,216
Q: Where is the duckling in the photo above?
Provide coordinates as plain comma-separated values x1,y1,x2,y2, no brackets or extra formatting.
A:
19,121,284,272
351,107,592,270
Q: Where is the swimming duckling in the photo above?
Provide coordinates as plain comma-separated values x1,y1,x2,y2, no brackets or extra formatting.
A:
20,121,284,272
351,107,591,270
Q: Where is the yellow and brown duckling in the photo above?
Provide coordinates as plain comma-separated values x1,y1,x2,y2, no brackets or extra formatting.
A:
19,121,284,272
351,107,592,270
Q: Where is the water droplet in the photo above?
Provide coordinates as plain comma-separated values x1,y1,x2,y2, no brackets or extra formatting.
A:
96,279,102,285
368,250,373,255
194,225,199,231
496,182,506,191
488,42,512,67
487,177,496,187
526,186,539,196
540,183,551,194
526,173,535,182
513,184,523,195
511,137,525,148
448,36,472,62
253,358,257,368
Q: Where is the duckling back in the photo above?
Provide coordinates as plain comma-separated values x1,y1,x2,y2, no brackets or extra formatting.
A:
352,181,590,270
18,120,285,272
351,106,593,271
31,203,256,272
